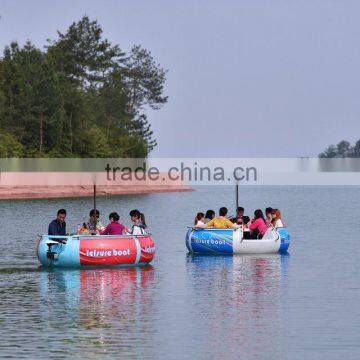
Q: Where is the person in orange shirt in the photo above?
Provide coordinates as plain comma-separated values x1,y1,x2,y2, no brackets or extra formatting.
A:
205,207,241,229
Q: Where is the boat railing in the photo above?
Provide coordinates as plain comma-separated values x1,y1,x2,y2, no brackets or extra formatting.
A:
40,233,152,239
186,227,241,231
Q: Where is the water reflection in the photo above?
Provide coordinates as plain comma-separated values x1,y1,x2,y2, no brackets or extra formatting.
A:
185,254,290,358
39,266,155,357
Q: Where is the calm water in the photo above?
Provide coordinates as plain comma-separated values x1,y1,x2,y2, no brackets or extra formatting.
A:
0,186,359,359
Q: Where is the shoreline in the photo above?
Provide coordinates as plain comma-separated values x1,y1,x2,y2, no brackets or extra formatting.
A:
0,185,193,200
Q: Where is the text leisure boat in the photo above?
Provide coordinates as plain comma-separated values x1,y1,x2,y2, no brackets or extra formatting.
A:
37,234,155,268
185,227,290,255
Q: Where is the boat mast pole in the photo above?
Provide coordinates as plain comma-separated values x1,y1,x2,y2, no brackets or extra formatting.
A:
235,184,239,214
93,184,97,225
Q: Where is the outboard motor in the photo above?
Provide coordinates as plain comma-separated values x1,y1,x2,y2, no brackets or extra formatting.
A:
45,238,66,261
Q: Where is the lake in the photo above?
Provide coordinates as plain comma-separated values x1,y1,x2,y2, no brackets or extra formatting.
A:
0,186,359,359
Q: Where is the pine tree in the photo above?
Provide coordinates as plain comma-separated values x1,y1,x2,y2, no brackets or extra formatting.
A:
0,16,168,158
124,45,168,113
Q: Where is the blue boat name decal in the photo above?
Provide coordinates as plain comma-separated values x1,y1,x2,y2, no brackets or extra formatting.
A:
194,239,227,246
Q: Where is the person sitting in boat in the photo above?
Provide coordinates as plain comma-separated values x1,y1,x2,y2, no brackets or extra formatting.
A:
194,212,205,228
204,210,215,224
127,209,147,235
248,209,268,239
77,222,90,235
205,207,240,229
231,206,245,224
271,208,284,228
242,216,250,230
241,215,251,239
101,212,125,235
265,207,273,226
48,209,67,236
87,209,104,234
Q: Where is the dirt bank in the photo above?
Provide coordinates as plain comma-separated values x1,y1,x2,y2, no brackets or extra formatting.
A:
0,184,193,200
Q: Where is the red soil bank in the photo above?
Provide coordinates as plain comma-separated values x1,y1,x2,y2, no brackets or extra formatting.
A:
0,184,192,200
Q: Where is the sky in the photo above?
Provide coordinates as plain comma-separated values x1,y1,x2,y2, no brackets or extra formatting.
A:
1,0,360,157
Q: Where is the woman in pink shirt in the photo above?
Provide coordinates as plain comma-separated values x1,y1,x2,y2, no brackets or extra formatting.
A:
101,212,125,235
248,209,268,239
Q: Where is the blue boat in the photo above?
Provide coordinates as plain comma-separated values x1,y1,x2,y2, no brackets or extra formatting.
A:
185,227,290,254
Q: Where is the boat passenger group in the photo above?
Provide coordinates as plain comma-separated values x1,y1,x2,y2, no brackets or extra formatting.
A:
193,207,284,239
48,208,147,238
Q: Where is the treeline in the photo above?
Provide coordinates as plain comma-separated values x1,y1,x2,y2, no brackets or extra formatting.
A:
319,140,360,158
0,16,167,157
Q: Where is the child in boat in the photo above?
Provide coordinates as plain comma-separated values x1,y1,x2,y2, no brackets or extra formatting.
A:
242,216,250,230
194,212,205,228
242,215,251,239
87,209,105,234
271,209,284,228
249,209,268,239
77,222,90,235
204,210,215,224
127,209,147,235
205,207,240,229
232,206,245,224
101,212,125,235
265,207,273,226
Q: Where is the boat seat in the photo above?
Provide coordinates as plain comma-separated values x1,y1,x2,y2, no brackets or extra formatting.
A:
46,238,67,245
45,240,60,245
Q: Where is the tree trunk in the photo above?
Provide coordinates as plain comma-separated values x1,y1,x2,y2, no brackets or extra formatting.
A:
128,77,138,114
57,113,63,152
69,110,73,154
106,114,112,141
39,112,44,154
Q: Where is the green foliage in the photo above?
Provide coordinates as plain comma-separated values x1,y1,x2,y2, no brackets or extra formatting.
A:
319,145,337,158
76,124,112,157
0,132,24,157
0,16,167,158
319,140,360,158
353,140,360,157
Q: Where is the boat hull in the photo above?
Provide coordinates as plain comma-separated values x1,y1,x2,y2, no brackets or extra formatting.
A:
37,234,155,268
185,228,290,254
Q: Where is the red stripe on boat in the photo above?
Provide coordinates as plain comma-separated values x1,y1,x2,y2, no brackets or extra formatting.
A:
80,237,137,266
138,236,155,263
